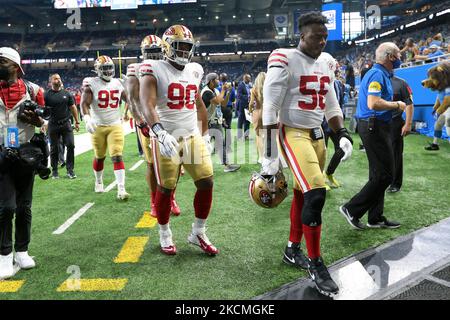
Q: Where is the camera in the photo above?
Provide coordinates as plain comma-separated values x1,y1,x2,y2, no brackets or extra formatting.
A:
18,100,51,121
18,133,51,180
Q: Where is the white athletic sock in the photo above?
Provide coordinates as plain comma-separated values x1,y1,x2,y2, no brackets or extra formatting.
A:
193,218,206,233
94,170,103,184
159,223,170,232
114,169,125,189
288,241,294,248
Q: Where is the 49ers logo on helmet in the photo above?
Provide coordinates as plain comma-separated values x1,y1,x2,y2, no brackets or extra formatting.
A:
259,190,272,206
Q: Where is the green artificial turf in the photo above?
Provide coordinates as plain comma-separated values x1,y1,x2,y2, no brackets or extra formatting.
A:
2,123,450,300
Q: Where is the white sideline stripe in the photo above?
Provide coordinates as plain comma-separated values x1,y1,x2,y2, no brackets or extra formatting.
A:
129,160,144,172
105,181,117,192
53,203,95,235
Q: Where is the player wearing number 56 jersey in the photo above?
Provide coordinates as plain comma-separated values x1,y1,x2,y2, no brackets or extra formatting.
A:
261,12,354,297
139,25,218,257
81,55,130,200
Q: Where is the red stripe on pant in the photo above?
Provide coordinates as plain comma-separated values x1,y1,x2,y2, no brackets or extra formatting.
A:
289,189,304,243
113,161,125,171
303,224,322,259
93,158,105,171
194,188,213,219
155,190,172,225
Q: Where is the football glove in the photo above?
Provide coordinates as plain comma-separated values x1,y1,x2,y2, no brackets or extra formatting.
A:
336,128,353,162
84,115,97,134
137,122,151,138
152,123,179,158
261,157,280,176
203,134,213,154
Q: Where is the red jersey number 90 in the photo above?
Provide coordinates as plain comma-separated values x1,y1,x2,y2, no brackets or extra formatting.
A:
167,83,198,110
298,76,330,110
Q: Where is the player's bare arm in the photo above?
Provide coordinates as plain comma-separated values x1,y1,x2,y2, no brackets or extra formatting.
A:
81,85,93,116
125,76,145,123
139,74,160,126
196,92,209,135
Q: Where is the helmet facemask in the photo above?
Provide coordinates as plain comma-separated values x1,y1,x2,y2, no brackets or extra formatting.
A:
166,40,194,66
97,63,115,82
142,47,164,60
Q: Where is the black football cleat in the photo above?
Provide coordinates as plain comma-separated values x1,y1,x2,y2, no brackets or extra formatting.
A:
283,243,308,269
307,256,339,297
424,143,439,151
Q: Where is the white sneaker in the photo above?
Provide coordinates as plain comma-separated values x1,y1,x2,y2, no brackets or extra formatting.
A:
160,228,176,255
14,251,36,269
95,182,104,193
0,253,15,279
117,188,130,200
188,225,219,256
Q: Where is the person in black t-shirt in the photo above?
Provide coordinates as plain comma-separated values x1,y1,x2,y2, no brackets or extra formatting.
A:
44,74,79,179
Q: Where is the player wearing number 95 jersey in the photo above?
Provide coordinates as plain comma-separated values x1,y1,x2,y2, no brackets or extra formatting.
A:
139,25,218,257
261,12,354,297
81,55,130,201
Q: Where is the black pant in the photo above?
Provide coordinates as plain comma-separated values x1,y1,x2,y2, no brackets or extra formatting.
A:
345,119,394,224
0,165,35,255
222,107,233,155
237,104,250,139
390,116,404,189
49,120,75,173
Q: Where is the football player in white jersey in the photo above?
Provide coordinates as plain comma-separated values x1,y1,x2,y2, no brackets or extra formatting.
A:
126,35,181,217
139,25,218,256
81,55,130,200
261,12,354,297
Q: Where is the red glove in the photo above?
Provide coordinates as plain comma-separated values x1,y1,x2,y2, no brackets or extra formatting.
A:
138,122,150,138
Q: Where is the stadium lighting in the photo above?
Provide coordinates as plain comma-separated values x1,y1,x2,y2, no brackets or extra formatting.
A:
181,17,184,21
233,15,236,19
47,23,51,27
405,18,426,28
215,16,219,20
429,14,434,19
164,18,168,22
201,52,207,57
198,17,202,20
436,9,450,16
7,23,11,27
380,29,395,37
130,19,135,24
248,14,252,18
347,41,352,45
113,20,117,24
96,21,99,25
400,25,404,30
152,19,157,24
30,24,34,28
237,51,243,55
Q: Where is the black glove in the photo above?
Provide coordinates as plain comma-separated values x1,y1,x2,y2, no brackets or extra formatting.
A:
335,128,353,145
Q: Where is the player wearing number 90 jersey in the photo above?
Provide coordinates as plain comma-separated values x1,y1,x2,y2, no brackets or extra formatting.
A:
261,12,354,297
139,24,218,257
81,55,130,201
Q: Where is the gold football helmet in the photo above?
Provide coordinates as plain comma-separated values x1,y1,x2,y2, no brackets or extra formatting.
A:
161,25,195,66
249,170,288,208
141,35,163,60
94,55,115,81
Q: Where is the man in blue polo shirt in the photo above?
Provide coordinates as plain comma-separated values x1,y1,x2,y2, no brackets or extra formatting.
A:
340,42,406,230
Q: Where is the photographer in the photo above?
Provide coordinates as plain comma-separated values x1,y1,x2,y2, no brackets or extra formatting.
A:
45,74,79,179
0,47,46,279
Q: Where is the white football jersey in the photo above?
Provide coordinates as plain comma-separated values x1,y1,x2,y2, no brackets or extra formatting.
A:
263,48,342,129
83,77,124,126
126,63,141,79
139,59,204,136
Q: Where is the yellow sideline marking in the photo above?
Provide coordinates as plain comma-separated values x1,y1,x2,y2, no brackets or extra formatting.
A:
0,280,25,293
135,211,157,229
57,279,128,292
113,236,149,263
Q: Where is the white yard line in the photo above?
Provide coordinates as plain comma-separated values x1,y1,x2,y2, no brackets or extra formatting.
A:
105,181,117,192
52,203,95,235
129,160,145,172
